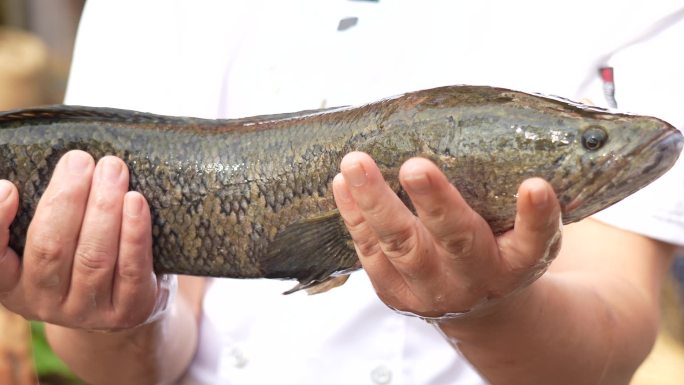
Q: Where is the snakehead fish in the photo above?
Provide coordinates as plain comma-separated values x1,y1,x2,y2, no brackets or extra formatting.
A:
0,86,682,293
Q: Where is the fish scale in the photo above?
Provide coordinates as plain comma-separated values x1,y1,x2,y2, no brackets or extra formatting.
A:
0,85,681,293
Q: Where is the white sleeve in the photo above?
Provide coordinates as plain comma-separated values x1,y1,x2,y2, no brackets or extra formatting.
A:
593,154,684,247
65,0,248,118
591,13,684,247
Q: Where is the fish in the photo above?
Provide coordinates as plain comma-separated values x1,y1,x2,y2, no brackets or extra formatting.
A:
0,85,682,293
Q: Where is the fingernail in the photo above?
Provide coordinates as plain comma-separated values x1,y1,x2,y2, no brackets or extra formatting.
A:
101,157,123,183
403,171,431,193
67,151,91,175
530,186,549,209
124,193,143,218
333,174,352,203
345,161,367,187
0,180,12,203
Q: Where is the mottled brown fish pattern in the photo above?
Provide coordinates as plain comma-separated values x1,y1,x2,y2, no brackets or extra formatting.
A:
0,86,682,292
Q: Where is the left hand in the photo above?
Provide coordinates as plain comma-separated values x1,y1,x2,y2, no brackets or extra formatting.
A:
332,152,562,319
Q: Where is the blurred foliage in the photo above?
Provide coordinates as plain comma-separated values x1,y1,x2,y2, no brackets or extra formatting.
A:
1,1,87,384
31,322,85,385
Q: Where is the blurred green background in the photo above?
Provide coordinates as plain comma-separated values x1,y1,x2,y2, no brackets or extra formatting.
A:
1,2,86,384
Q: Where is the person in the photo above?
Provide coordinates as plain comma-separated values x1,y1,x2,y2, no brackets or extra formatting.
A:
1,1,683,384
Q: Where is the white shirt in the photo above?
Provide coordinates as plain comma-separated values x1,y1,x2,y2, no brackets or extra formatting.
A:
67,1,684,384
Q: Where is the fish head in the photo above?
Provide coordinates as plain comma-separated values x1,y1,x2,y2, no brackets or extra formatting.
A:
392,86,683,230
552,108,683,222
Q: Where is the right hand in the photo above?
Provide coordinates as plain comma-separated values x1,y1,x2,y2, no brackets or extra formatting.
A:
0,150,166,331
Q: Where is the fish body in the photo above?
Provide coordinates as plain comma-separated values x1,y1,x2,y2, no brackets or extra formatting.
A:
0,86,681,291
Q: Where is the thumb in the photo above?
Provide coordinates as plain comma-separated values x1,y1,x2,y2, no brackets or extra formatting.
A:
0,180,20,295
496,178,562,291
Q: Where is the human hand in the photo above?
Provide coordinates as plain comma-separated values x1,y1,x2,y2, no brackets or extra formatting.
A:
0,151,173,331
332,152,562,319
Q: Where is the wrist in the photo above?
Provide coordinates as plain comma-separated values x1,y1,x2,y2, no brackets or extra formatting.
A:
44,286,180,355
44,311,166,354
44,309,174,385
433,273,548,344
43,284,196,385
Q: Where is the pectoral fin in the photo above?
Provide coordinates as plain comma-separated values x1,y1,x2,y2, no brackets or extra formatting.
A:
262,210,360,294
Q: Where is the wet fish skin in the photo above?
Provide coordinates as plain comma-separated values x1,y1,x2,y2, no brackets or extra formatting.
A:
0,85,681,291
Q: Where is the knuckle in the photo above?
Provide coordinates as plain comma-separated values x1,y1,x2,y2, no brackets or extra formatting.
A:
92,193,119,212
379,225,417,259
74,243,115,273
366,200,391,222
44,184,88,209
422,203,447,220
441,231,475,257
117,259,150,285
122,226,149,248
28,236,65,266
343,220,382,257
342,214,365,230
354,235,382,257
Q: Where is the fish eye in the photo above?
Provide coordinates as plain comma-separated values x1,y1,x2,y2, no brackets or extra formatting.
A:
581,126,608,151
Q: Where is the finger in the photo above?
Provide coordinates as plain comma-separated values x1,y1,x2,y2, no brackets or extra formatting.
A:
112,191,157,326
339,152,426,267
20,151,95,311
398,158,507,311
0,180,20,294
339,153,449,308
399,157,497,261
339,152,420,257
331,173,382,257
497,178,562,288
332,173,407,300
65,156,128,316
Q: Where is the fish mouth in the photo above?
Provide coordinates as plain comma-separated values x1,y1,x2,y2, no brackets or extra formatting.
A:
563,127,683,220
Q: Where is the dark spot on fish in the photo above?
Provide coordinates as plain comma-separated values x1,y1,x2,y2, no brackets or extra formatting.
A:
493,96,514,104
553,154,566,165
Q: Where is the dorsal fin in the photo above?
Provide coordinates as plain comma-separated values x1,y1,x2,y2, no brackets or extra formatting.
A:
0,105,192,127
0,104,351,129
222,105,350,127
